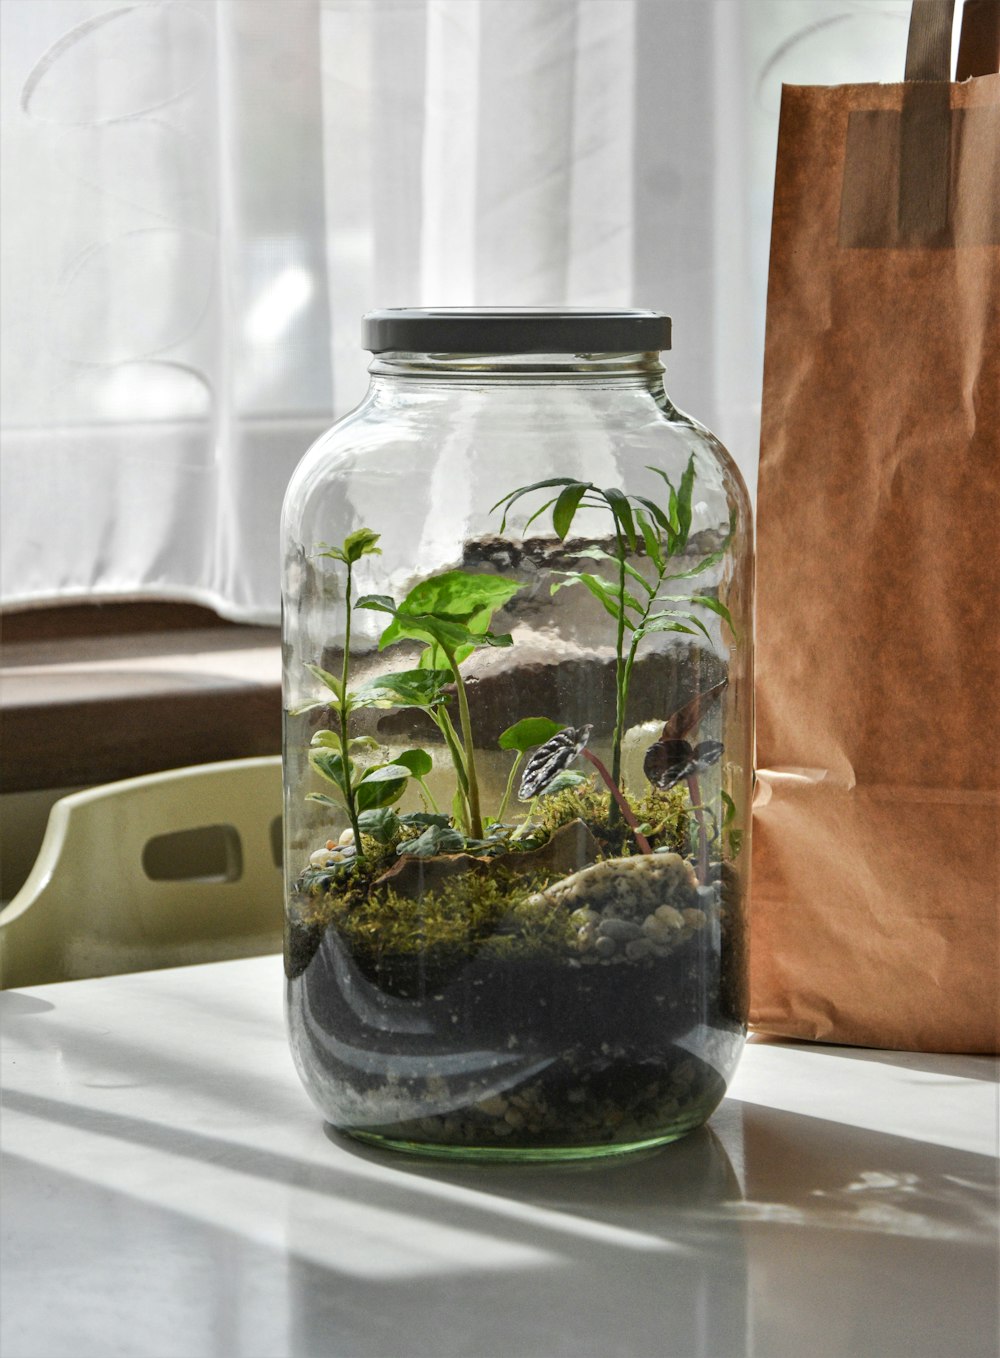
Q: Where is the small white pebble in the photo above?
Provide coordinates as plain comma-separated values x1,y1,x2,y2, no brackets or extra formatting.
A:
654,905,684,929
309,849,336,867
338,828,356,846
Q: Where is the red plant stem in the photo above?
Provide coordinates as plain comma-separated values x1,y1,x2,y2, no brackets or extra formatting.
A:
581,749,652,855
687,773,709,884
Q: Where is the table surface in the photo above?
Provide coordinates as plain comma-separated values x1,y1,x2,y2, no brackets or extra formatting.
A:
1,955,997,1358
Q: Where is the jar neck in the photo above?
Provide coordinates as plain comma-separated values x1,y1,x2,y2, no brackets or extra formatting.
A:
368,350,666,385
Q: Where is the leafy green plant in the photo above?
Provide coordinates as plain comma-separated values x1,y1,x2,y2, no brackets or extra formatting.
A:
358,569,524,839
503,720,653,853
295,528,384,856
297,529,445,860
496,716,564,823
493,462,735,825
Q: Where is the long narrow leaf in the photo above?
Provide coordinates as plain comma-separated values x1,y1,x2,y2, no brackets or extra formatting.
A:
634,509,665,574
676,454,696,548
574,546,654,595
630,494,671,535
600,486,637,551
523,496,561,532
659,592,735,638
663,547,727,581
643,608,713,643
689,593,738,637
552,571,643,620
634,620,698,640
552,482,589,539
491,478,586,531
551,573,620,624
645,466,680,536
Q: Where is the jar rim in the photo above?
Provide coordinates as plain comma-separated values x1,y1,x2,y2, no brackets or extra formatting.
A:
362,308,671,355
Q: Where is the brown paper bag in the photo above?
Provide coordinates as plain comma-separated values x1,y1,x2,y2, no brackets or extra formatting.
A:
751,0,1000,1053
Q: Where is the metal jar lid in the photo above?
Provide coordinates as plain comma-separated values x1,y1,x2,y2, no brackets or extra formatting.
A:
362,308,671,354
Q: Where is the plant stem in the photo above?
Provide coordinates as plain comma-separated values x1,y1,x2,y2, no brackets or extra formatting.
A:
432,707,471,830
337,560,364,857
496,752,524,825
687,772,709,883
448,653,484,839
609,542,628,825
581,749,652,854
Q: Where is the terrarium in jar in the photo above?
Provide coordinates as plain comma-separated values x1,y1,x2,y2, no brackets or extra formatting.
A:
282,309,753,1160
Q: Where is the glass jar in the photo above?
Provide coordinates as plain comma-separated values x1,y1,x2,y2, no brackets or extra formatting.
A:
282,309,753,1160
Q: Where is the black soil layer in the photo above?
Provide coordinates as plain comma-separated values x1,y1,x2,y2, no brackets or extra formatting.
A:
288,923,745,1150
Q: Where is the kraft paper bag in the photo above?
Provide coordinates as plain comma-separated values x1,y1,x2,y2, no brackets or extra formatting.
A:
751,0,1000,1053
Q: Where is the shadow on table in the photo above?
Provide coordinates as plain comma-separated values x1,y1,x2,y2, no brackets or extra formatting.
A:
3,1083,997,1358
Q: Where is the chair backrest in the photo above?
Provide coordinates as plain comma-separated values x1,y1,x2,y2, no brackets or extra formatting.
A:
0,756,283,988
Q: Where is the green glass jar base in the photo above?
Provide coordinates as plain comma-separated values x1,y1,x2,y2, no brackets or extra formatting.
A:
342,1113,711,1163
347,1130,693,1162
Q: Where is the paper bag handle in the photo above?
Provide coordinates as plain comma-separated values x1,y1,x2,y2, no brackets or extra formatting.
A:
955,0,1000,76
905,0,956,80
906,0,1000,80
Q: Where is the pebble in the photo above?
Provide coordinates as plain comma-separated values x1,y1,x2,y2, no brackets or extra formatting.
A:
654,905,685,928
477,1095,508,1117
682,908,707,928
310,841,357,868
338,828,356,846
569,908,600,928
598,918,643,942
594,936,618,959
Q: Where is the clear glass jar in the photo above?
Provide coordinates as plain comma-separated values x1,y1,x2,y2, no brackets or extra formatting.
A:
282,309,753,1161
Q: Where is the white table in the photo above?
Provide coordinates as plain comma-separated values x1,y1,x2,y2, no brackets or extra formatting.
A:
2,955,996,1358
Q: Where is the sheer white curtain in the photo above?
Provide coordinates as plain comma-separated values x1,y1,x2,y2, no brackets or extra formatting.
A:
0,0,914,623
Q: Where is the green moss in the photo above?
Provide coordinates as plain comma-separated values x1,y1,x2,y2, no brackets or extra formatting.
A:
531,775,689,857
301,860,573,965
291,777,693,970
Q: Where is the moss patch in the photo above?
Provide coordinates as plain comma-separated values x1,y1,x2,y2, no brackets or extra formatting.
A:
290,778,693,974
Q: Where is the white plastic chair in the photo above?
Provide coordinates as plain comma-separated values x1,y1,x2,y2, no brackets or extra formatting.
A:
0,756,283,989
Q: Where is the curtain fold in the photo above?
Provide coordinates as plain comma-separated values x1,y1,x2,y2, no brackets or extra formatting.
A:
0,0,916,622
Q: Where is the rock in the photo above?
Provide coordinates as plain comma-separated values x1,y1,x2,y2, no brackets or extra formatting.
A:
523,852,698,919
598,918,644,943
517,819,602,877
373,852,487,898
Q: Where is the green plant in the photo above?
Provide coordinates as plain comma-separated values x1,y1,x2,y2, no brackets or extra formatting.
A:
504,720,653,853
493,462,735,824
358,569,524,839
295,529,438,861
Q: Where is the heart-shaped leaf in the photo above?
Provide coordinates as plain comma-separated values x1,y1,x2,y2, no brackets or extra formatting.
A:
393,748,433,777
397,824,466,858
308,748,350,792
355,774,409,812
498,716,564,753
355,668,452,708
356,807,401,844
643,738,695,789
